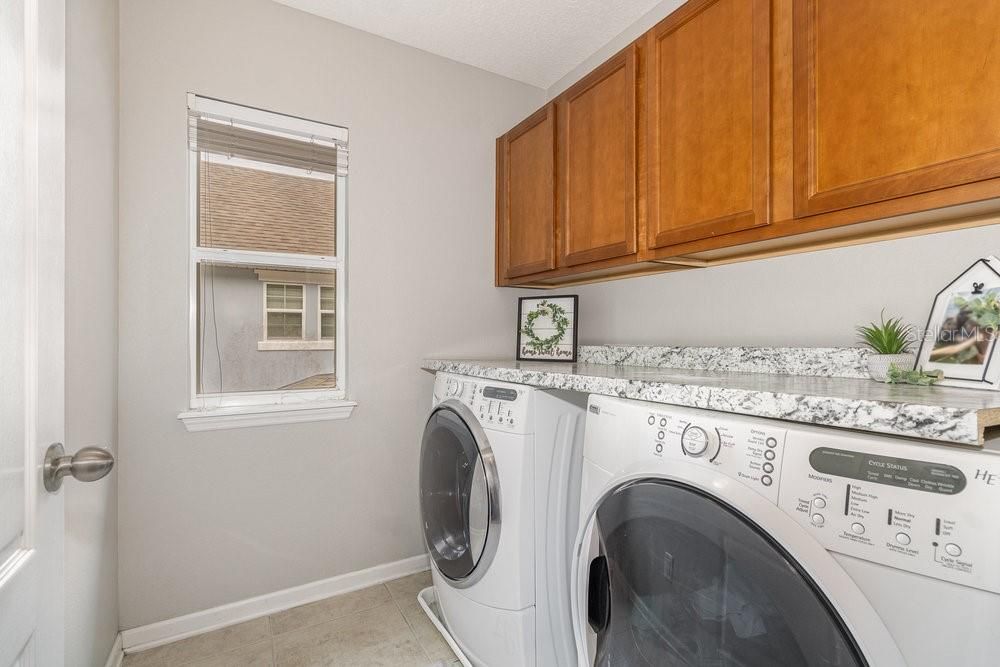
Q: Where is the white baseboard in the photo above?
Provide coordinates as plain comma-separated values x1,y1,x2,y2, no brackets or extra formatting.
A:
121,553,430,653
103,633,123,667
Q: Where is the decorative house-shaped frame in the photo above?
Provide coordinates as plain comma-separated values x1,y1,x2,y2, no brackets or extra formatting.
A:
915,256,1000,390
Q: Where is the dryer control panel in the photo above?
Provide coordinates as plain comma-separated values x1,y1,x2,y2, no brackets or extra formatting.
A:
587,394,1000,595
777,429,1000,594
644,407,788,504
433,372,532,433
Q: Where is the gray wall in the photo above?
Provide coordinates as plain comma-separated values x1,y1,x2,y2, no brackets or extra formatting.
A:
118,0,543,628
200,267,333,393
65,0,119,663
548,0,1000,347
571,225,1000,347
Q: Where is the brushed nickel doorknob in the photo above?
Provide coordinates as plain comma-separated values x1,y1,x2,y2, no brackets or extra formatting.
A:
43,443,114,492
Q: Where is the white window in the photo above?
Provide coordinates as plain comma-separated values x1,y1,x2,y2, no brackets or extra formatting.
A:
320,285,336,340
264,283,305,339
179,95,353,431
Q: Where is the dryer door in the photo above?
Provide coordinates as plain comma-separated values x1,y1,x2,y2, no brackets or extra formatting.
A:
420,399,501,588
581,479,868,666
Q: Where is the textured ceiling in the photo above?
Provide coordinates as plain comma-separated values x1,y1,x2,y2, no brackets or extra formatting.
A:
273,0,665,88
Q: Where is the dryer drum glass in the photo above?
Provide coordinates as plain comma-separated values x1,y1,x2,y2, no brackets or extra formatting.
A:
419,408,492,581
590,479,864,666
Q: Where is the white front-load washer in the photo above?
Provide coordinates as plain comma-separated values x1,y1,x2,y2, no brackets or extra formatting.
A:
572,394,1000,666
420,372,586,666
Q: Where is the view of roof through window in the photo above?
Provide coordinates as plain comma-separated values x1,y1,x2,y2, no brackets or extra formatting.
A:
190,100,346,397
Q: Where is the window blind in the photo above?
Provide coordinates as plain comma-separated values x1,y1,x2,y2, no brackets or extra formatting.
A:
188,109,348,176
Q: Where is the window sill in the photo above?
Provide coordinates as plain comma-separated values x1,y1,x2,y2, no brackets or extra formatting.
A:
257,340,335,351
177,400,356,432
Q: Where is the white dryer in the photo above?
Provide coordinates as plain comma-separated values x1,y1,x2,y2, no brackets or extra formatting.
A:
572,394,1000,666
420,372,586,666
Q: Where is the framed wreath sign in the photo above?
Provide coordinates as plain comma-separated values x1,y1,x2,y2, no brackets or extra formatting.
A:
914,256,1000,390
517,295,578,362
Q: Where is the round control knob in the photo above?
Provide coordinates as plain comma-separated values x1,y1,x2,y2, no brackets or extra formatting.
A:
895,532,911,546
446,379,462,396
811,513,825,526
945,543,962,557
812,497,826,509
680,425,720,459
851,522,865,535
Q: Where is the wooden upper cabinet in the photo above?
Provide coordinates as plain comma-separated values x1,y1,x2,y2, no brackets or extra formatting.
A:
645,0,770,250
496,0,1000,287
497,104,556,279
793,0,1000,217
557,45,638,267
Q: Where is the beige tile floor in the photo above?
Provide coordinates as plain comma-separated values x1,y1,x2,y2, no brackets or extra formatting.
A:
123,571,462,667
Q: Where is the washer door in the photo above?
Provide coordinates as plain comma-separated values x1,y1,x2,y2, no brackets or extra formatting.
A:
420,399,501,587
583,479,866,666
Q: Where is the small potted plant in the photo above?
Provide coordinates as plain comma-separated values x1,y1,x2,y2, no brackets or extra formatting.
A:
856,312,916,382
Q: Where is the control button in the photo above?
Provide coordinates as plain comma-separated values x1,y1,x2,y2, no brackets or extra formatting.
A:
812,497,826,509
648,415,656,425
945,543,962,557
895,532,911,546
680,424,721,459
762,462,774,473
655,443,663,454
657,431,665,440
446,379,462,396
766,436,777,448
659,417,668,427
764,449,776,461
761,475,773,487
851,523,865,535
811,513,825,526
681,426,709,456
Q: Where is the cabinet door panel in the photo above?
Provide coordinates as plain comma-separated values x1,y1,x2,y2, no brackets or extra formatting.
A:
499,105,556,279
558,46,637,267
647,0,770,249
794,0,1000,216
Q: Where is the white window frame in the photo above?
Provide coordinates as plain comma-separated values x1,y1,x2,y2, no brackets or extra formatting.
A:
179,94,353,431
319,285,336,340
263,282,306,341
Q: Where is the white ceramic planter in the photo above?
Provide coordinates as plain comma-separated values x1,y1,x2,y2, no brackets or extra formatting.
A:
866,353,916,382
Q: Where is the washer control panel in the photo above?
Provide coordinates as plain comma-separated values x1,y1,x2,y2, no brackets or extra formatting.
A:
778,430,1000,594
645,408,787,503
433,372,531,432
588,394,1000,595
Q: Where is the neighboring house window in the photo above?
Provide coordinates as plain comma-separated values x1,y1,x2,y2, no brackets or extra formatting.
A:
264,283,305,339
320,285,335,340
179,95,352,430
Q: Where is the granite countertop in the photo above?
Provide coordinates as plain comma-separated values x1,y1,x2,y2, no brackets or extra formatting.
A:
421,346,1000,447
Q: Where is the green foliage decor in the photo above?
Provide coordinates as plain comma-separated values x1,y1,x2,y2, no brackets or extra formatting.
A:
856,311,914,355
521,300,569,355
886,365,943,386
952,291,1000,330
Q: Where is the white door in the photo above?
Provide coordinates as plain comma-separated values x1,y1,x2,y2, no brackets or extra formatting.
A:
0,0,66,665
